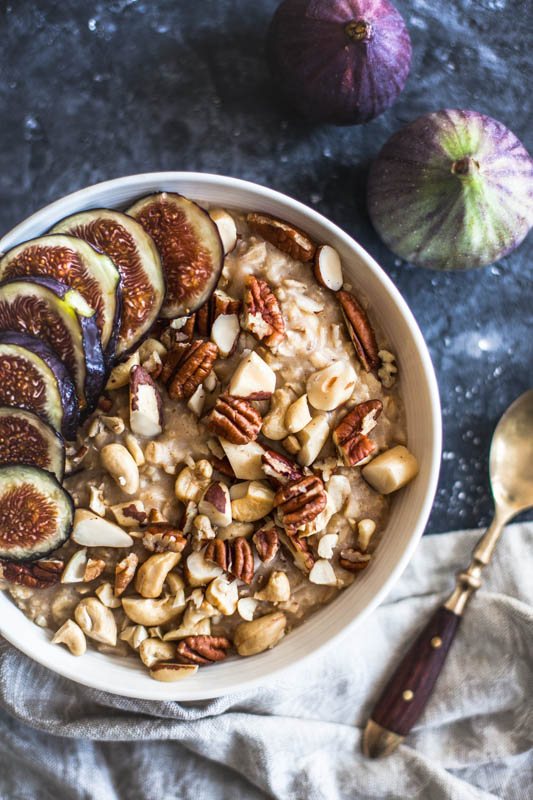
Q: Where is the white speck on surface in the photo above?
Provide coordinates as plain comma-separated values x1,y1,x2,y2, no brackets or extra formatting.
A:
88,18,97,31
310,193,321,204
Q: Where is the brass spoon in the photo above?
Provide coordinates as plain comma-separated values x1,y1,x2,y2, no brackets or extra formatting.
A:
363,388,533,758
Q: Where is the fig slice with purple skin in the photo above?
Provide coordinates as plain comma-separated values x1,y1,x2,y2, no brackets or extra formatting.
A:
0,331,79,440
267,0,412,126
0,276,105,413
0,234,120,368
50,210,165,359
0,406,65,481
0,464,73,562
126,192,224,318
367,109,533,270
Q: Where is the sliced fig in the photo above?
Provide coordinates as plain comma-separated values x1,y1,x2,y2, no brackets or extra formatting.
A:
0,234,120,367
51,210,165,358
0,331,79,439
0,464,73,562
0,276,105,413
0,407,65,481
126,192,223,318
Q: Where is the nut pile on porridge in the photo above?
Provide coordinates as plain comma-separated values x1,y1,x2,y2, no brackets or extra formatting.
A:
0,193,418,683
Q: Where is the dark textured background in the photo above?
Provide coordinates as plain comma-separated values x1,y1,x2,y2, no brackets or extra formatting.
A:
0,0,531,533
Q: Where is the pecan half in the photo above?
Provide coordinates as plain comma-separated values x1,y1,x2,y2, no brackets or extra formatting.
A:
207,393,262,445
247,212,317,262
205,536,254,583
337,290,380,372
142,524,188,554
253,526,280,563
332,400,383,466
339,548,371,572
175,635,232,665
241,275,285,348
262,449,303,487
164,340,218,400
115,553,139,597
274,474,327,533
0,558,64,589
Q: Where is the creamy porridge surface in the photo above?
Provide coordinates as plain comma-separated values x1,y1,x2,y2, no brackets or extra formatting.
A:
1,206,417,676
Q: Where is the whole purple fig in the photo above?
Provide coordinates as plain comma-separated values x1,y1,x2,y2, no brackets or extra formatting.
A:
267,0,412,126
367,110,533,270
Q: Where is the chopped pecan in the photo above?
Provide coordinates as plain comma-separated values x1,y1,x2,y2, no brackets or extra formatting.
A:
207,393,262,445
175,635,232,665
246,212,317,262
205,536,254,584
174,314,196,342
273,474,327,533
83,558,106,582
339,548,371,572
253,526,280,563
196,290,241,337
337,290,380,372
212,455,236,479
278,530,315,573
115,553,139,597
142,524,188,554
241,275,285,348
262,449,302,487
0,558,64,589
164,340,218,400
332,400,383,466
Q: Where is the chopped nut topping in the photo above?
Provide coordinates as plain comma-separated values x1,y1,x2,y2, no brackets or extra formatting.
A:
207,393,262,445
241,275,285,348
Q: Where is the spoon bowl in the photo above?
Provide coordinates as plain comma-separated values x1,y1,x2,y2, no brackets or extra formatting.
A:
490,388,533,518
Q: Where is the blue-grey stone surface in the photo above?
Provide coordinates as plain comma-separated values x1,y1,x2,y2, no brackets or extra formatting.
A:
0,0,531,534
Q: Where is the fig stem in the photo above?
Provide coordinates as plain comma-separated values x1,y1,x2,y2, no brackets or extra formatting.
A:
451,157,480,180
345,20,373,43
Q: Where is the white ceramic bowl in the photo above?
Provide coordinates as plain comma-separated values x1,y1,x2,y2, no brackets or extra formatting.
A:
0,173,441,700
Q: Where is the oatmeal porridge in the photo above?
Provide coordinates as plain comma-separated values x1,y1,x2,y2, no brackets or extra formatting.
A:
0,195,418,681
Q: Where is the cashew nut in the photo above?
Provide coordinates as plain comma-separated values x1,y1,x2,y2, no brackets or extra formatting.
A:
309,558,337,586
233,612,287,656
100,443,139,495
297,414,330,467
106,350,140,390
285,393,312,434
120,624,149,651
357,518,376,551
317,533,339,559
122,593,186,626
175,460,213,503
205,575,239,615
74,597,117,646
51,619,87,656
230,481,275,522
184,550,223,586
95,582,122,608
138,337,167,362
124,433,145,466
216,520,255,541
165,572,185,596
139,638,176,668
237,596,258,621
254,571,291,602
88,486,106,517
135,552,182,598
261,388,293,440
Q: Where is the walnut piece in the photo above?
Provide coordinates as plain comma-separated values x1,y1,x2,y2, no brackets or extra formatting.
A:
115,553,139,597
333,400,383,466
142,524,188,554
274,474,328,533
241,275,285,348
207,393,262,445
337,290,380,372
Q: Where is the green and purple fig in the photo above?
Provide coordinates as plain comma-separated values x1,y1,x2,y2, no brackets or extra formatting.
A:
367,109,533,270
267,0,411,125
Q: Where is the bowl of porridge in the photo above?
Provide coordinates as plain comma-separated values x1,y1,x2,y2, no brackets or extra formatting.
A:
0,173,441,700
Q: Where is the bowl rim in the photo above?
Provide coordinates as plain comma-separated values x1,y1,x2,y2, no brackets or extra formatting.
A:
0,172,442,700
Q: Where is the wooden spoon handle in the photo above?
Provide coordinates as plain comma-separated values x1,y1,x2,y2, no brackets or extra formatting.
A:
363,605,460,756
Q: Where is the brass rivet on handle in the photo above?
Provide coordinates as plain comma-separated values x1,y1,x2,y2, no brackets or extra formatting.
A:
431,636,443,649
402,689,414,702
